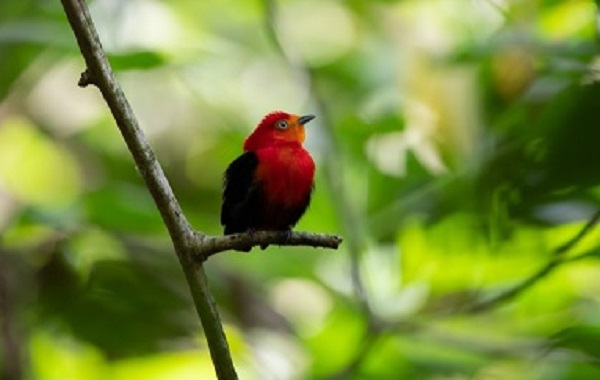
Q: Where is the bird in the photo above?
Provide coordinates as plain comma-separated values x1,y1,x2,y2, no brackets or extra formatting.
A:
221,111,316,248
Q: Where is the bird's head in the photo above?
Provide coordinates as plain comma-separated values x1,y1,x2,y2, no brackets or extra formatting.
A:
243,111,315,151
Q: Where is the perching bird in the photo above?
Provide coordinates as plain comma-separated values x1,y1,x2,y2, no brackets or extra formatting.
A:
221,111,316,242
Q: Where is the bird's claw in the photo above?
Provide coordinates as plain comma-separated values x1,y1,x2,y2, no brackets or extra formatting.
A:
244,228,294,250
236,228,256,252
283,227,293,242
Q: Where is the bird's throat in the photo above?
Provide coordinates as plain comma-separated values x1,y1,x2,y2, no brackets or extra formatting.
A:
255,145,315,207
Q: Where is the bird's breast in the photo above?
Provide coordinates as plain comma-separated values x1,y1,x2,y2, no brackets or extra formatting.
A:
255,145,315,207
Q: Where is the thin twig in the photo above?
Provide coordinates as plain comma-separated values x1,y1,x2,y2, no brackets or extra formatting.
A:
78,68,94,87
555,210,600,256
196,231,343,261
392,319,544,359
465,209,600,313
324,316,544,380
465,258,561,313
326,211,600,376
563,247,600,263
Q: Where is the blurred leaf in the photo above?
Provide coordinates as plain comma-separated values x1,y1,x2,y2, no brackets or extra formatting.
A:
391,335,488,380
0,117,82,206
30,331,106,380
534,83,600,194
108,51,167,71
0,44,43,100
0,0,73,100
29,330,220,380
112,350,217,380
538,1,595,40
478,82,600,224
400,214,544,292
552,325,600,360
307,305,365,376
559,363,600,380
66,228,127,279
4,0,600,378
83,184,164,234
39,256,192,358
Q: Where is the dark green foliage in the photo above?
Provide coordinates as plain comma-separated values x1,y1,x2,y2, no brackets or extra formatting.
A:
1,0,600,379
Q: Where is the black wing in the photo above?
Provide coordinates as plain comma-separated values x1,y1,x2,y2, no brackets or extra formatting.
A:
221,151,262,234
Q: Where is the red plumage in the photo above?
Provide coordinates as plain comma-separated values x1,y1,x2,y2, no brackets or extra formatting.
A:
221,111,316,238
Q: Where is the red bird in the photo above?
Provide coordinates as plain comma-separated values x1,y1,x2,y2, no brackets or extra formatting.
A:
221,111,316,238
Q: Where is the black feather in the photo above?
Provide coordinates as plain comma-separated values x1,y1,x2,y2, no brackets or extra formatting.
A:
221,152,263,235
221,151,314,248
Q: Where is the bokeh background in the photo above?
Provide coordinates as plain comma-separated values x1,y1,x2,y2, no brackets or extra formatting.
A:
2,0,600,379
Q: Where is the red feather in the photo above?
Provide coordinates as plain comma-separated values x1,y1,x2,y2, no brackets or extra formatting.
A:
255,144,315,208
244,111,291,151
221,111,315,235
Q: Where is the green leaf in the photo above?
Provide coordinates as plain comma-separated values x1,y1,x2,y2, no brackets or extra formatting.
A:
108,51,167,71
83,184,164,234
552,325,600,360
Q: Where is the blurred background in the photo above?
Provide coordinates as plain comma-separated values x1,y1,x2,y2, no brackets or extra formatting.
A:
1,0,600,379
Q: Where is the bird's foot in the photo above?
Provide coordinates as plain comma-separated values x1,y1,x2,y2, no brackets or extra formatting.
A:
251,228,294,250
262,227,292,250
237,228,257,252
283,227,293,242
260,232,269,250
260,228,288,250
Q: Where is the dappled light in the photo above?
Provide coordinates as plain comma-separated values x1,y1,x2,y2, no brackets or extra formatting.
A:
1,0,600,379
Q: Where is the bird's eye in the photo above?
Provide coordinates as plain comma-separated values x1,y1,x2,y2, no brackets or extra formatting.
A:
276,120,289,130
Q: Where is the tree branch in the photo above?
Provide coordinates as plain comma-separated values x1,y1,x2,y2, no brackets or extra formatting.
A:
323,210,599,378
554,209,600,257
465,209,600,313
59,1,237,378
195,231,343,260
60,0,192,247
60,0,342,378
0,253,22,380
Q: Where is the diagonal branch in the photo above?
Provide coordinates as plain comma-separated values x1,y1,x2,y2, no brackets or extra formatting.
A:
465,209,600,313
60,0,192,248
554,209,600,256
59,1,237,379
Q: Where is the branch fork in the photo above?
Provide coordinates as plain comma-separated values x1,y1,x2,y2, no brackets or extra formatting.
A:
60,0,342,378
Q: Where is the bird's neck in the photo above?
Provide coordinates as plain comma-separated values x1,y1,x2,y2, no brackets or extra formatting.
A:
244,136,303,152
252,143,313,169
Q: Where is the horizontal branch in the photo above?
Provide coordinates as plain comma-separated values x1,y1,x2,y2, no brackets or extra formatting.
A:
194,231,343,261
